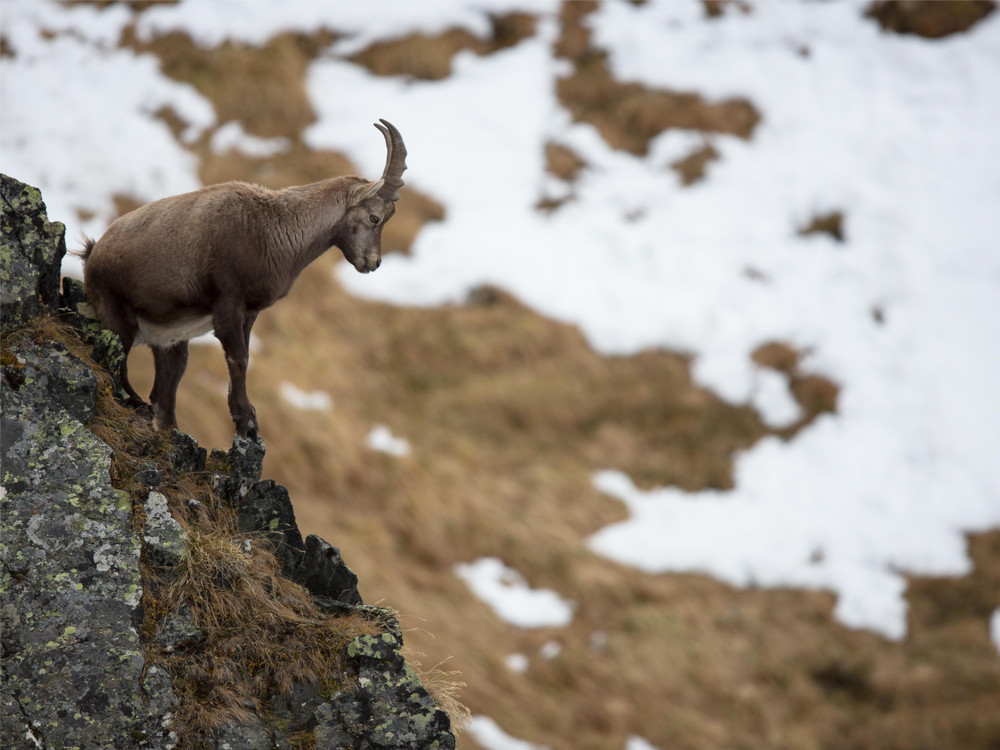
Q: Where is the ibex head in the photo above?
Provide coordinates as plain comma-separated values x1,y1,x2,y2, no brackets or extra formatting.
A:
340,119,408,274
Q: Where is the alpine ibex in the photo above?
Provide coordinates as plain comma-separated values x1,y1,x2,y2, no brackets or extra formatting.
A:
82,119,407,439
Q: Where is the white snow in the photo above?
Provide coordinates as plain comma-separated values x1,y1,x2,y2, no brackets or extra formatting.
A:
279,382,333,412
453,557,575,629
466,716,550,750
135,0,559,51
365,424,411,457
749,367,802,429
1,1,213,278
504,652,529,673
625,738,660,750
991,608,1000,656
538,640,562,660
211,121,292,158
2,0,999,640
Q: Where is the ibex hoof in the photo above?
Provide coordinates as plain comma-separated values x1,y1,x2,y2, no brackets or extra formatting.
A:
235,417,259,440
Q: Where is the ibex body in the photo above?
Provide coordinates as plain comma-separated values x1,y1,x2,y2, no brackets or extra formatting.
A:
83,119,406,438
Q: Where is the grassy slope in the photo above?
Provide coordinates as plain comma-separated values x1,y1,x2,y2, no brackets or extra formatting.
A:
102,3,1000,748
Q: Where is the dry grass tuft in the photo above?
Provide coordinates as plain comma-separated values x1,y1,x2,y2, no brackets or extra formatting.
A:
157,510,380,738
405,653,471,735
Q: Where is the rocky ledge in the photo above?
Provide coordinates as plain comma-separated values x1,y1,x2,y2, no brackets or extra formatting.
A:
1,174,456,750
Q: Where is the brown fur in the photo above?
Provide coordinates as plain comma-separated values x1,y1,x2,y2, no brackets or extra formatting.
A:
83,122,405,438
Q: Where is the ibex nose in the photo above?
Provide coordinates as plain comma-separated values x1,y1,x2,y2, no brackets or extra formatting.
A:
375,257,381,270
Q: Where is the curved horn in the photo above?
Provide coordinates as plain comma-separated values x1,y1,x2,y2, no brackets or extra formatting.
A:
373,118,407,203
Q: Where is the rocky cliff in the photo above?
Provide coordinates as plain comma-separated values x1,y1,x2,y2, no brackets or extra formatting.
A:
1,174,457,750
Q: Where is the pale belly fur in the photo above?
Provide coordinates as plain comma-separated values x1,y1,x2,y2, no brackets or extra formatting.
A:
135,315,214,348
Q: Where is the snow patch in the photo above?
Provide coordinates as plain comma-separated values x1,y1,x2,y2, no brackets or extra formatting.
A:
279,383,333,412
454,557,575,629
466,716,550,750
365,424,410,457
211,121,292,158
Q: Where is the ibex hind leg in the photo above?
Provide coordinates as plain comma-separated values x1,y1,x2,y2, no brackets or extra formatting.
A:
150,342,189,431
92,294,147,409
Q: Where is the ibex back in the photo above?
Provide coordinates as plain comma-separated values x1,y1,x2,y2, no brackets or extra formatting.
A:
82,119,407,438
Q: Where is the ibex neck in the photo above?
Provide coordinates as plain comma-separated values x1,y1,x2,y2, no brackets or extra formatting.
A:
274,177,357,276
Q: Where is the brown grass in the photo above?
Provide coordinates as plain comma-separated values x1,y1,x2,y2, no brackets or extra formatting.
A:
103,8,1000,749
671,143,721,186
545,142,587,182
349,12,536,81
125,29,335,138
155,512,381,741
555,2,760,156
865,0,997,39
799,211,846,243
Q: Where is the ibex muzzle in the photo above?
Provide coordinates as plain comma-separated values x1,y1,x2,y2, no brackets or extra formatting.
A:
82,119,407,439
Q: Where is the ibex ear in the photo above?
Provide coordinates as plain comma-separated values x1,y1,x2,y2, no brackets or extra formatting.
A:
350,179,384,206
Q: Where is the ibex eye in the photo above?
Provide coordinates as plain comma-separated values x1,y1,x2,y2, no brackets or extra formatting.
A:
369,214,379,225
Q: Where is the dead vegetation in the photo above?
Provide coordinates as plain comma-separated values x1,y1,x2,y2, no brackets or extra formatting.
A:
798,210,847,244
152,513,379,740
64,2,1000,747
348,12,536,81
554,1,760,156
865,0,996,39
671,143,721,186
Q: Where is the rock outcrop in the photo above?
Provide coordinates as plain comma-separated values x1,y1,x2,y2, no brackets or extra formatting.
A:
1,174,456,749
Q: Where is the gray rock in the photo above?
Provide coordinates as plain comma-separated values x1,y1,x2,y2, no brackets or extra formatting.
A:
237,479,306,578
143,491,188,570
210,434,266,502
1,336,175,750
155,603,205,654
215,716,288,750
315,633,455,750
166,429,206,474
1,174,65,325
301,534,362,606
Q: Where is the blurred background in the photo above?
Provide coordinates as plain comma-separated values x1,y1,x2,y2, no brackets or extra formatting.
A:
3,1,1000,748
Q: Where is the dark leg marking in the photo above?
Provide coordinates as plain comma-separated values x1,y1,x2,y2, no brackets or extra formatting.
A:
150,342,189,431
213,303,258,439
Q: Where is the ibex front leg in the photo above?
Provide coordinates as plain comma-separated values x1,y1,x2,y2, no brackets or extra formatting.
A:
213,302,258,439
150,341,189,431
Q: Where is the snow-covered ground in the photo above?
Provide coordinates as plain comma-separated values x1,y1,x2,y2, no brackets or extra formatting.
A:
3,0,999,643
